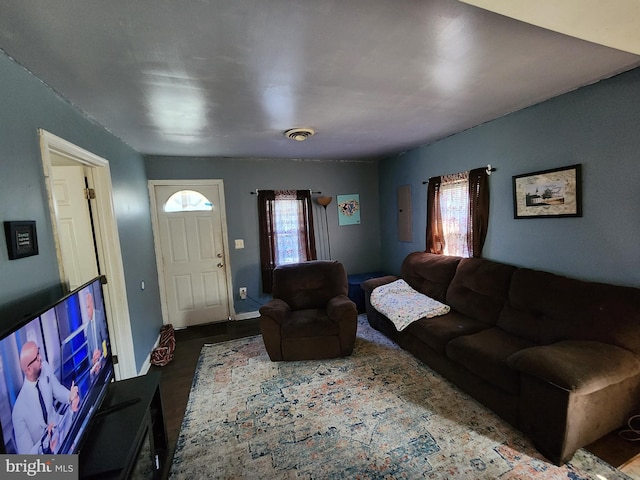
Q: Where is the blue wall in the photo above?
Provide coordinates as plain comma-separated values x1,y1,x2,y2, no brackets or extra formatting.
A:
379,68,640,288
3,40,637,377
0,51,163,372
145,156,382,312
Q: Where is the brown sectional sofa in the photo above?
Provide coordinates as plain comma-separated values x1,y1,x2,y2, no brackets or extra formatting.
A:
362,251,640,465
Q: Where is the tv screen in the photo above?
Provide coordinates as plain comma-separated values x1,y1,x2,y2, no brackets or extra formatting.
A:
0,276,114,455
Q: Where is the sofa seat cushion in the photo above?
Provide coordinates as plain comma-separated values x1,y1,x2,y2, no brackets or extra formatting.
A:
508,340,640,394
446,328,535,394
281,310,340,338
404,311,489,355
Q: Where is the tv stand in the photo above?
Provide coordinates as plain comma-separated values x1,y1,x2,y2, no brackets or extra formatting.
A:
95,397,141,418
80,371,167,480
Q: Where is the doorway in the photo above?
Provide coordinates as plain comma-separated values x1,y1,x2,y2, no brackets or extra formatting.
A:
149,180,234,328
39,130,136,379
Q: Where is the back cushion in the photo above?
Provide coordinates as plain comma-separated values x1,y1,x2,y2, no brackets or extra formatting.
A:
401,252,461,304
273,260,348,310
446,257,516,325
498,268,640,352
498,268,587,344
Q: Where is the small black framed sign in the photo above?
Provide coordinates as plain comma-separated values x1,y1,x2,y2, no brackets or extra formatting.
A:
4,221,39,260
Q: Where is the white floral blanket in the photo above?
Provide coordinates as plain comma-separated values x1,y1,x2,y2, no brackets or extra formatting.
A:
370,279,450,331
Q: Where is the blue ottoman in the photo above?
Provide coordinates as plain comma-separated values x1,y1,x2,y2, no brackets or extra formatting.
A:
347,271,389,313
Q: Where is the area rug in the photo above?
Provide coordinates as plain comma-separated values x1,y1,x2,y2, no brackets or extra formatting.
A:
170,316,630,479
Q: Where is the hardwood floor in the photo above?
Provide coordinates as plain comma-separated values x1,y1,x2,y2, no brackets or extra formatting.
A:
151,319,640,478
150,317,262,477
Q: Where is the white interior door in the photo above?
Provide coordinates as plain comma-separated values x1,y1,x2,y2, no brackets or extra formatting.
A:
152,182,231,328
51,165,99,290
41,130,136,379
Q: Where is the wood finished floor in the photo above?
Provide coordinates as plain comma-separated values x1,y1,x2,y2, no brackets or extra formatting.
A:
151,319,640,478
150,318,262,478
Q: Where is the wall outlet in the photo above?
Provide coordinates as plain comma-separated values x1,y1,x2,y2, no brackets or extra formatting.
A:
239,287,247,299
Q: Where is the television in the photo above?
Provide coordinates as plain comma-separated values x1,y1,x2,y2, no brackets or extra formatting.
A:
0,275,114,455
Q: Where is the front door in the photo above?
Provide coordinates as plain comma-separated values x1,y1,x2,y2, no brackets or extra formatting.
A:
151,181,232,328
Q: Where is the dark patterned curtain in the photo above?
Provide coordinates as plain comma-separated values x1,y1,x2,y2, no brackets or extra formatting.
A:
426,168,489,258
467,167,490,258
425,176,444,254
258,190,317,293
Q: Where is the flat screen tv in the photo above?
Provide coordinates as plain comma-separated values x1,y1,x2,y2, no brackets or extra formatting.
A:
0,275,114,455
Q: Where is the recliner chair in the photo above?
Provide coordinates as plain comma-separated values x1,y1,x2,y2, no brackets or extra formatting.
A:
259,260,358,361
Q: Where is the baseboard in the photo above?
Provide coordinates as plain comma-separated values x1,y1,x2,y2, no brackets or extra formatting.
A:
234,310,260,320
138,314,256,375
138,332,162,376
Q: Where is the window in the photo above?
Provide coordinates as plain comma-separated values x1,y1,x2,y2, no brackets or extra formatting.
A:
164,190,213,212
257,190,317,293
439,172,470,257
426,167,489,258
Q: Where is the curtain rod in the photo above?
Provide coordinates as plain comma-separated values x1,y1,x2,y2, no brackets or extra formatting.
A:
250,189,322,194
422,164,497,184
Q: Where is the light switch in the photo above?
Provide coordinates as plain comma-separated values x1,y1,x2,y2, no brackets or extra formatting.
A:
234,239,245,249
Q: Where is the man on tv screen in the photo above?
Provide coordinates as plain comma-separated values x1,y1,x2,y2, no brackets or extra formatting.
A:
11,341,81,454
82,288,108,378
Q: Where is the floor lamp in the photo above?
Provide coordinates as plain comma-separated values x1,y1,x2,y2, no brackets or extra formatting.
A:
316,196,333,260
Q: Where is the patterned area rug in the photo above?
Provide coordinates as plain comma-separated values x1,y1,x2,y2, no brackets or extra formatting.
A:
170,316,630,479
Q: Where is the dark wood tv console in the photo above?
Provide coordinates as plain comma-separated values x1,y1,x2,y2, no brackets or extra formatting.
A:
80,370,168,480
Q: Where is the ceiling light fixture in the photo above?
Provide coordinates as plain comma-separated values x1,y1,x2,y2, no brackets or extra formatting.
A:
284,128,315,141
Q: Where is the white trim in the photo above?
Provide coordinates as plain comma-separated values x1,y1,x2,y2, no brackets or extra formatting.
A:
39,129,137,379
148,179,236,326
234,311,260,320
137,332,162,376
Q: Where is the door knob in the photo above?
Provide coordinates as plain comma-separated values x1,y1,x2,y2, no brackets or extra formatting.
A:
217,262,224,268
217,253,223,258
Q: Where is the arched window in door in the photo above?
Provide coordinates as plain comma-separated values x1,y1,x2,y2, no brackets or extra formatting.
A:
163,190,213,212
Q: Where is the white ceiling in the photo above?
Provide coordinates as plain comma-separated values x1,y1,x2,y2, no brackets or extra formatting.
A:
461,0,640,55
1,0,638,160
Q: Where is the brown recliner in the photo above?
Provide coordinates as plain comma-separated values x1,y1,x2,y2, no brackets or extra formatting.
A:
259,260,358,361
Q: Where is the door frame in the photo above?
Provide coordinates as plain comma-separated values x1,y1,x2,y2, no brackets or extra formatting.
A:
148,179,235,326
39,129,137,379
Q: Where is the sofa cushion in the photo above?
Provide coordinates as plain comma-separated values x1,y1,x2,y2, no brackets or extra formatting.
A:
281,310,341,338
508,340,640,394
400,252,461,304
272,260,348,310
403,311,489,355
584,284,640,355
446,328,535,394
498,268,640,352
361,275,399,294
445,257,516,326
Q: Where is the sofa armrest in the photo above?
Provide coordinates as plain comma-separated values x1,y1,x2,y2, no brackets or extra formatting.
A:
327,294,358,322
507,340,640,394
361,275,399,294
259,298,291,325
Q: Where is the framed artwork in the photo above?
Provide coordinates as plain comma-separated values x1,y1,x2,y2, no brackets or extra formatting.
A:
337,194,361,225
512,164,582,219
4,221,39,259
